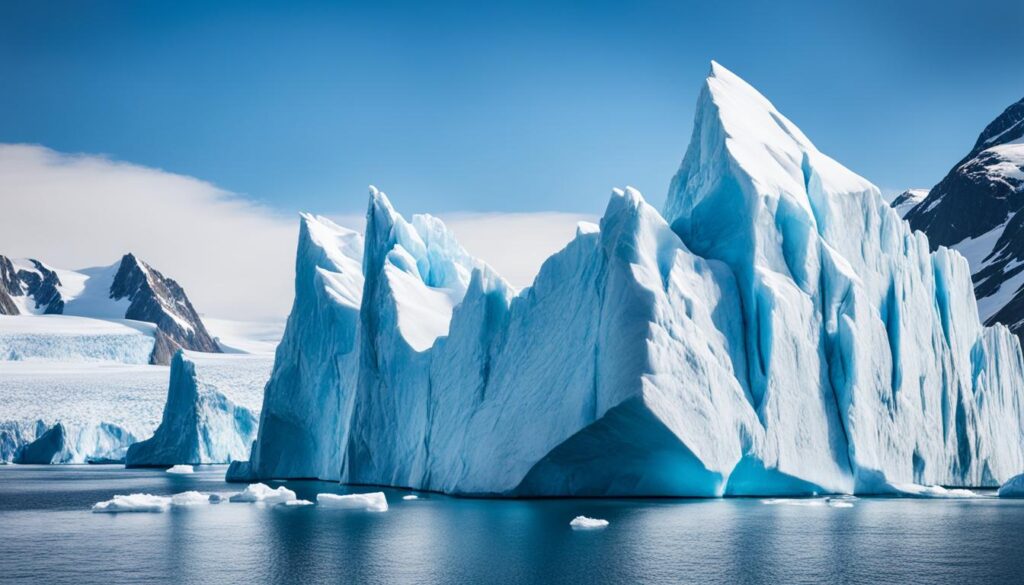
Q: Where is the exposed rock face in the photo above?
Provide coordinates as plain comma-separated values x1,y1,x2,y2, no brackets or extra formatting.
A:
0,257,18,315
0,256,64,315
902,97,1024,337
110,254,220,362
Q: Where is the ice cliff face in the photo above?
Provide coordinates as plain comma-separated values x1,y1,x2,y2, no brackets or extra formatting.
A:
229,214,365,481
665,62,1024,492
125,351,258,466
898,97,1024,339
232,62,1024,496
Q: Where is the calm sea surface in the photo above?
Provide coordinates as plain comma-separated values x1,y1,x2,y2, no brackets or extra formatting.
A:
1,465,1022,584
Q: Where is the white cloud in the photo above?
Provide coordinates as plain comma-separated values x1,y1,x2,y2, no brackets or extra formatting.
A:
0,144,594,320
0,144,298,320
436,212,596,289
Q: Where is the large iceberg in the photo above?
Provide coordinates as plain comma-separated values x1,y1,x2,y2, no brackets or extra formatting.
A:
230,62,1024,496
228,214,365,481
125,351,260,467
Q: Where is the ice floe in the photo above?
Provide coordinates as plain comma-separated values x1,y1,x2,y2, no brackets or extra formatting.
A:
316,492,388,512
229,483,297,504
570,516,609,530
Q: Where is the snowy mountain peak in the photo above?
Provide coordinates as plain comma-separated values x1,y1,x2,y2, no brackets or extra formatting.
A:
898,95,1024,338
109,253,220,362
0,252,218,364
974,97,1024,151
890,188,929,217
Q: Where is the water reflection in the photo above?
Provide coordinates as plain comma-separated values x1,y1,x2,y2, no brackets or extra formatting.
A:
3,467,1024,585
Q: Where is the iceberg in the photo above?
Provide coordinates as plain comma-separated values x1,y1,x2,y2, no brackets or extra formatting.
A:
998,474,1024,497
92,493,172,513
166,464,194,474
228,214,365,482
125,351,259,467
230,62,1024,497
229,483,297,504
316,492,388,512
15,421,138,464
170,491,210,506
570,516,609,530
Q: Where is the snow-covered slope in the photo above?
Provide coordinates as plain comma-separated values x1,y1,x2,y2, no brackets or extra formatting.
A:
230,62,1024,496
901,97,1024,336
0,253,218,364
890,188,928,217
204,318,284,355
125,351,261,466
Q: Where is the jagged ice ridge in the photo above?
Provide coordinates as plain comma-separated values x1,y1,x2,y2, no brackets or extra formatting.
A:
228,62,1024,496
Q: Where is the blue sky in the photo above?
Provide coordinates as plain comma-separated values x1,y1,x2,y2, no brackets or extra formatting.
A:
2,0,1023,217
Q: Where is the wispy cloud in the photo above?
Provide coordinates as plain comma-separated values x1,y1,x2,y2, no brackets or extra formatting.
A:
0,144,593,319
0,144,297,320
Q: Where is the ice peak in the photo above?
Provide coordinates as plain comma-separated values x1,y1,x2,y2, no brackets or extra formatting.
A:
665,62,876,229
608,185,644,208
366,185,399,227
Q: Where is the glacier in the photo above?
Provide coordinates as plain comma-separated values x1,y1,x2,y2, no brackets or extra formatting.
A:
125,351,260,467
0,362,167,463
230,62,1024,496
0,352,272,464
0,315,156,363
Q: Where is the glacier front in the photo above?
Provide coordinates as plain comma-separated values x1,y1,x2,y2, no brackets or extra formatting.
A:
125,351,263,467
230,62,1024,496
0,352,272,464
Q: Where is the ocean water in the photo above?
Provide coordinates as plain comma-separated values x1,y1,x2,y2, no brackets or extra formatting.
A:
2,466,1023,584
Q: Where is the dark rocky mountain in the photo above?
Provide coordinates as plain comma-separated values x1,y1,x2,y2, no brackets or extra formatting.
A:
0,253,220,364
0,257,63,315
109,253,220,363
899,96,1024,337
0,257,19,315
